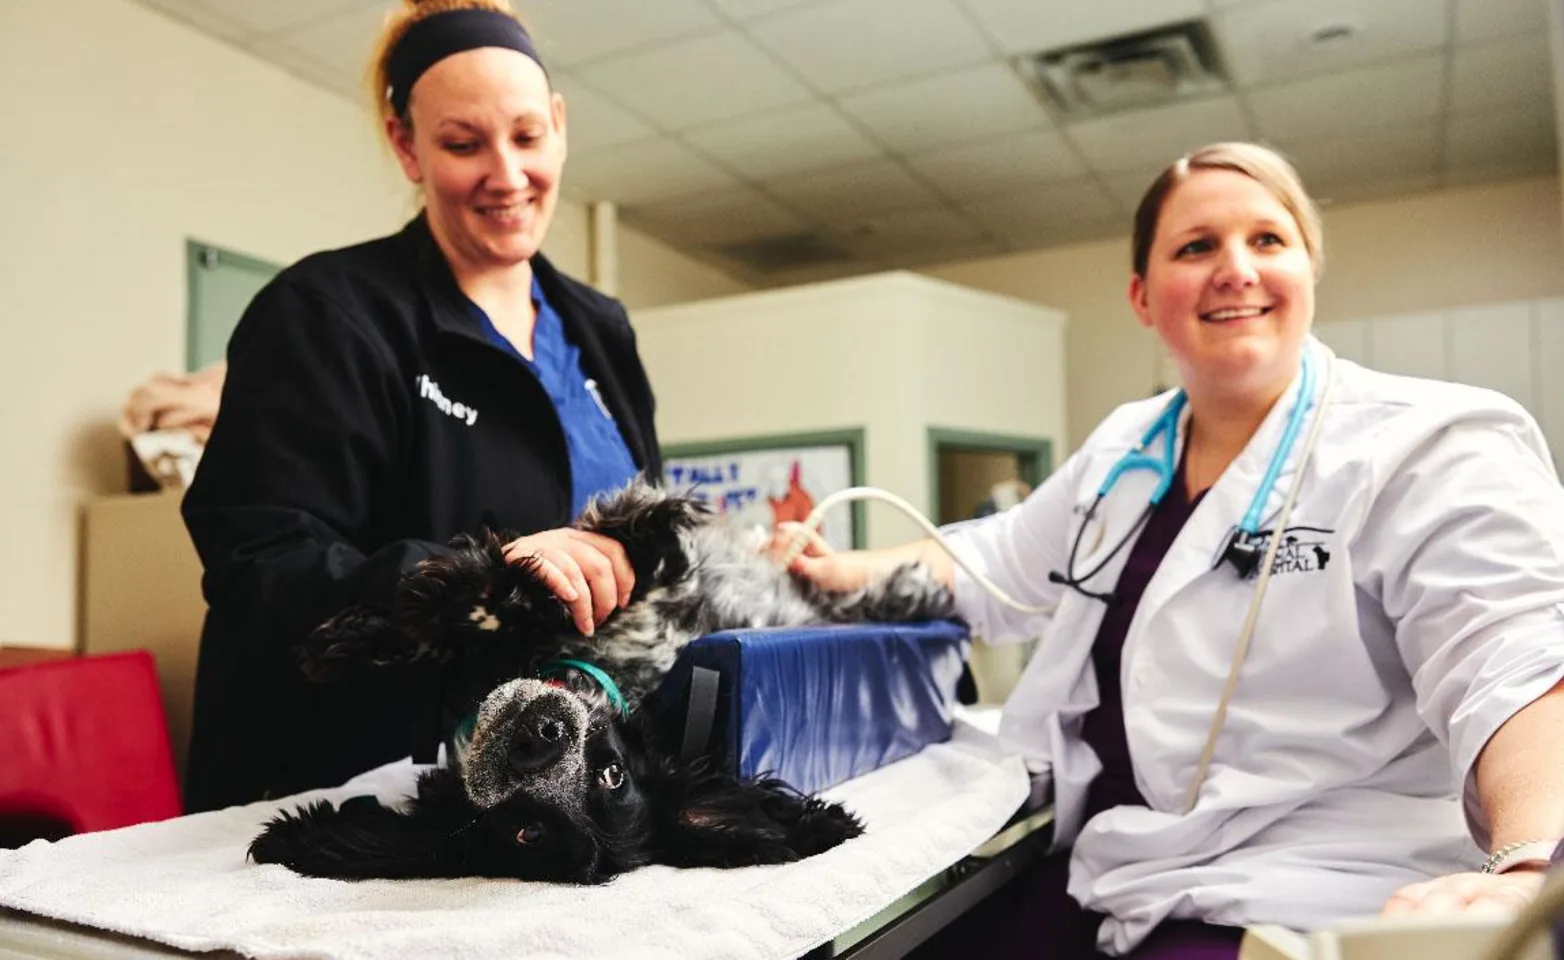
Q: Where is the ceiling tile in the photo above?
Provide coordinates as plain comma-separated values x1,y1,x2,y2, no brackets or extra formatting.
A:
135,0,256,43
681,102,885,180
959,0,1206,56
1100,165,1176,215
1449,34,1554,113
521,0,724,68
1445,156,1559,188
756,258,888,286
905,129,1089,201
1444,103,1559,173
1247,54,1444,142
835,63,1050,154
244,35,362,99
1454,0,1549,42
1213,0,1451,88
564,136,744,204
959,177,1121,244
828,205,989,256
1064,95,1252,173
1004,217,1127,251
550,72,660,153
744,0,992,94
250,4,387,89
620,185,811,246
1309,173,1439,207
763,157,943,218
705,0,834,20
577,30,813,129
1274,123,1441,192
209,0,368,38
878,237,1011,270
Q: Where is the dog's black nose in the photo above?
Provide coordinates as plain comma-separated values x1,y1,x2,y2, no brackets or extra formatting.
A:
508,719,566,773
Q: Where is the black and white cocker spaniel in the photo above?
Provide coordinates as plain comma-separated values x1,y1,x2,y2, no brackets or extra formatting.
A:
249,480,954,883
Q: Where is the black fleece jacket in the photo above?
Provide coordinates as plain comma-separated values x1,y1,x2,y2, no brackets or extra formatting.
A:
181,215,660,812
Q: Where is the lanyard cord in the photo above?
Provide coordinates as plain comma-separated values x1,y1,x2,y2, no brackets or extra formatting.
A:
1182,352,1337,814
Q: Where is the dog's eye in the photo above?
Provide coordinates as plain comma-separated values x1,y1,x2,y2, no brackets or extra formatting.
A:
514,824,544,846
598,763,625,790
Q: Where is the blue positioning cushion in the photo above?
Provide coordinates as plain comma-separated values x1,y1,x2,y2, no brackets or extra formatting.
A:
647,620,971,796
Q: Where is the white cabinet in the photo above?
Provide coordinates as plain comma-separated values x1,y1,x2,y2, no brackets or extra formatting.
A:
632,272,1069,547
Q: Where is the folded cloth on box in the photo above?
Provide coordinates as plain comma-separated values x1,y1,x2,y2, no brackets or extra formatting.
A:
0,711,1027,960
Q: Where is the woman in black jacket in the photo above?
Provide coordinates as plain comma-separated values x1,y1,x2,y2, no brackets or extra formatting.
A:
182,0,661,812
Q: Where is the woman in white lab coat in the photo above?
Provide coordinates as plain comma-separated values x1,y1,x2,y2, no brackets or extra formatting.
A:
775,142,1564,959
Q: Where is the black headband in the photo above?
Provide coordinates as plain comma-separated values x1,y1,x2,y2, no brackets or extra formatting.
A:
386,9,546,117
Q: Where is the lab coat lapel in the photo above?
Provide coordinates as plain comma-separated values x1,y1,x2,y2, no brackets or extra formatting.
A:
1132,339,1330,631
1249,338,1335,534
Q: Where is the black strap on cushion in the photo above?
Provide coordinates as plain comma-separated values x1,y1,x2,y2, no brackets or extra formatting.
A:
679,666,721,761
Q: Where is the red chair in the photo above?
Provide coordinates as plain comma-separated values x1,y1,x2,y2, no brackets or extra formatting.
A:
0,650,181,845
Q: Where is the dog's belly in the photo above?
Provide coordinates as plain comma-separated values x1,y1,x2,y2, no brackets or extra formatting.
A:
556,596,692,706
554,539,821,706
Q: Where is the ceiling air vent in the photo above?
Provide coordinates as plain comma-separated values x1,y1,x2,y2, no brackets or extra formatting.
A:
1018,20,1229,120
713,232,855,274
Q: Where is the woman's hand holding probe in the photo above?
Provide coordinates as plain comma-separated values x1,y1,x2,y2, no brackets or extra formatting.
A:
502,529,633,637
767,522,957,594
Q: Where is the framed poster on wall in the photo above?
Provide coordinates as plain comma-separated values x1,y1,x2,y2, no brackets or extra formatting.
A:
661,428,866,550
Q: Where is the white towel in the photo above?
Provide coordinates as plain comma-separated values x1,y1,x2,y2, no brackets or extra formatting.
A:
0,715,1028,960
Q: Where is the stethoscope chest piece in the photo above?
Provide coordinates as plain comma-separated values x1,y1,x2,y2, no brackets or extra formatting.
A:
1220,530,1265,580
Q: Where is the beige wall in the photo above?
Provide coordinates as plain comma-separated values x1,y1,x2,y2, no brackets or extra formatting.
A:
925,176,1564,451
0,0,747,651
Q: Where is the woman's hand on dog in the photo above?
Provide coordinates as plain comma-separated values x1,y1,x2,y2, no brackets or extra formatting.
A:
502,529,633,636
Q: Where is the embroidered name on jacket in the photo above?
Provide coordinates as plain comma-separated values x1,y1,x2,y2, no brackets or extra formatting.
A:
415,375,479,426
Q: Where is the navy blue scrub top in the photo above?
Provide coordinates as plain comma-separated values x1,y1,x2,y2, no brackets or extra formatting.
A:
467,278,639,519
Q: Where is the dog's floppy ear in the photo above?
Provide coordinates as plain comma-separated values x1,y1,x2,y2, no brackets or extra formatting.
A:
298,606,397,682
395,531,571,646
645,760,864,869
250,795,465,880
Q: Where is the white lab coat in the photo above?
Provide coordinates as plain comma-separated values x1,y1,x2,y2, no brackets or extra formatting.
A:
944,338,1564,955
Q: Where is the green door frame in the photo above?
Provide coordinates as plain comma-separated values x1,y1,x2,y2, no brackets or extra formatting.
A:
926,427,1053,521
185,239,281,372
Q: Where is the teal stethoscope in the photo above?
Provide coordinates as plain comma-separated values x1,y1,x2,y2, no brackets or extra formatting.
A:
1048,350,1328,605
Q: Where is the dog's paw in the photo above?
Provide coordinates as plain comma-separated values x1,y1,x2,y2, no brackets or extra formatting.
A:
791,799,865,856
248,800,341,870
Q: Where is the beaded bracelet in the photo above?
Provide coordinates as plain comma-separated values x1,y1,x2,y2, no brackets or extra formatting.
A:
1480,839,1561,875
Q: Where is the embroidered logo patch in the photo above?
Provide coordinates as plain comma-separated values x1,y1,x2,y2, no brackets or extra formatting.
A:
1252,525,1335,577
